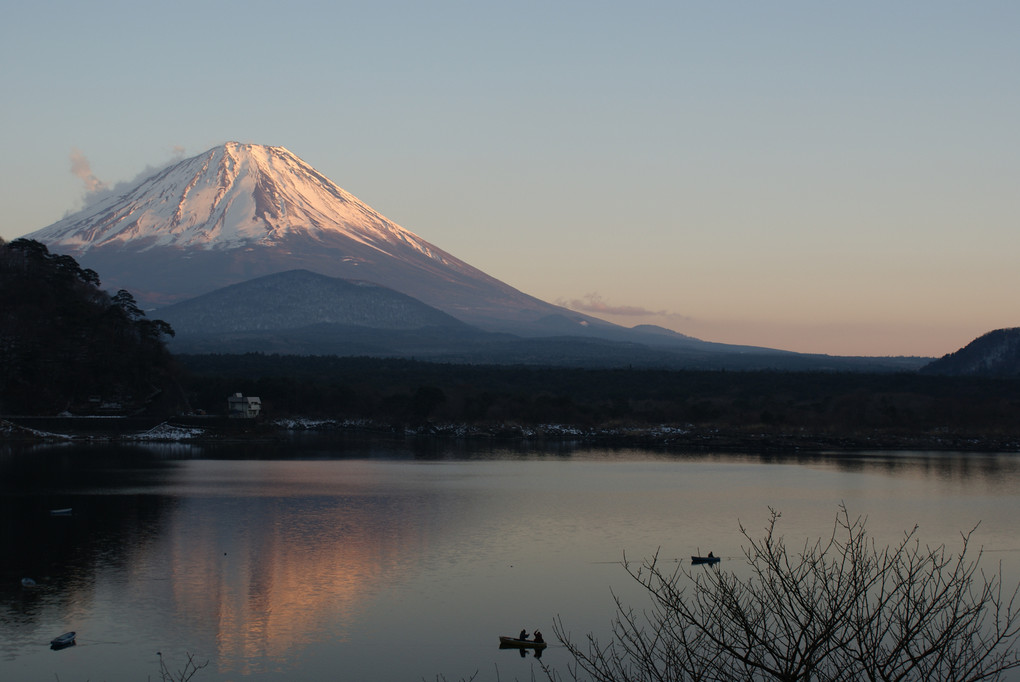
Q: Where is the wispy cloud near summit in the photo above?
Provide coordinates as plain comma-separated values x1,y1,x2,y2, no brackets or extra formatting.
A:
68,146,188,211
69,148,107,196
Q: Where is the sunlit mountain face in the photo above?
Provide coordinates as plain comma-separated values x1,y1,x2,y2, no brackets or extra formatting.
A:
27,142,597,333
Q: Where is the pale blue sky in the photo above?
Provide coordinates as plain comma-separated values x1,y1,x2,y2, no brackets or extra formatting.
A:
3,1,1017,356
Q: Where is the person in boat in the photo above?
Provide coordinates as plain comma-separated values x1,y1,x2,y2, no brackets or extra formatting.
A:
519,628,530,641
533,630,544,644
708,551,714,558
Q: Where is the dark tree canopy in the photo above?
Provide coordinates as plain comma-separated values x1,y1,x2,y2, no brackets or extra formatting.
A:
0,238,178,415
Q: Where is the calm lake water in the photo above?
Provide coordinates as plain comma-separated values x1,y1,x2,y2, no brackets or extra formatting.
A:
1,436,1018,681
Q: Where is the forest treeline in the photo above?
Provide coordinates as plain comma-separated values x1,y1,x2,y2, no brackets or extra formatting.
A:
179,353,1020,440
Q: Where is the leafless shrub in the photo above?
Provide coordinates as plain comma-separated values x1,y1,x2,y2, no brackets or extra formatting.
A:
549,505,1020,681
154,651,209,682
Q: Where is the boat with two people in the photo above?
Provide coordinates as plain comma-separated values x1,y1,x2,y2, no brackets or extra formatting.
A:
499,628,547,649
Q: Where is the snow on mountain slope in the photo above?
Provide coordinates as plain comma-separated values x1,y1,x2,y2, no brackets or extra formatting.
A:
35,142,447,259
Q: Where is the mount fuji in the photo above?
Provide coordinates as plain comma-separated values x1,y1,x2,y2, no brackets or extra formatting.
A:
28,141,613,335
23,142,927,370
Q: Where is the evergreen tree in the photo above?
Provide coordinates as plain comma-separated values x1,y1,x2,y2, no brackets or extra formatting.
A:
0,238,179,415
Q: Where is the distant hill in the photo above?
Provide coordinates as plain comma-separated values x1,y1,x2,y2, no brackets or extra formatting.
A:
155,269,468,335
920,328,1020,377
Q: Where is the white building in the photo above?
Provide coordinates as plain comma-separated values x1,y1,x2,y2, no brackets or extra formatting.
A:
227,393,262,418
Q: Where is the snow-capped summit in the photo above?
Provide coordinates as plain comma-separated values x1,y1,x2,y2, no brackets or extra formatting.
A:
35,142,445,259
27,142,587,332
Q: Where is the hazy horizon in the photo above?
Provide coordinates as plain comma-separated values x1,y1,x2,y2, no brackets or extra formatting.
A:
2,2,1017,358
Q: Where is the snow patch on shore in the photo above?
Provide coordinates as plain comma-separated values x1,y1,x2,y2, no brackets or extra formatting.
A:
0,419,73,440
128,422,206,441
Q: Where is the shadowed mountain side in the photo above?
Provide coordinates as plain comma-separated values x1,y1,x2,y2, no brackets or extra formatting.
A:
72,234,574,331
155,269,928,371
154,269,466,335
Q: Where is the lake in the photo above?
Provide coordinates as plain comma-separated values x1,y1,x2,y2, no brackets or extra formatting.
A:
1,435,1018,681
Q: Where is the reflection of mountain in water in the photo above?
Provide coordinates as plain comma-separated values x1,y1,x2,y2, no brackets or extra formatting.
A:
0,448,473,676
160,486,453,671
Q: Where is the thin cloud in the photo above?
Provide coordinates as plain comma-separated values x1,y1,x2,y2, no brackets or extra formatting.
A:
559,293,695,333
561,293,665,317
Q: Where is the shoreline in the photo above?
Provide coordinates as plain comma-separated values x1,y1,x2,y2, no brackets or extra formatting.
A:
4,416,1020,454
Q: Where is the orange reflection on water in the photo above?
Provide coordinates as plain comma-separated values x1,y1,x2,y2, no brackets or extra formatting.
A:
162,493,431,675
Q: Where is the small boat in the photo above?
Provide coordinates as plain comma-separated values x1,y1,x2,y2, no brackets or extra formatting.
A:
691,555,721,565
50,508,73,517
50,632,76,649
21,577,37,587
499,636,547,649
